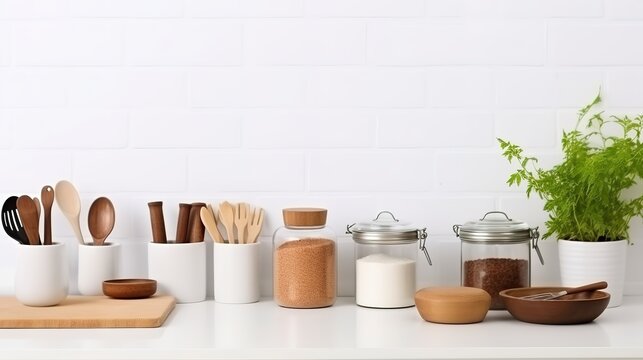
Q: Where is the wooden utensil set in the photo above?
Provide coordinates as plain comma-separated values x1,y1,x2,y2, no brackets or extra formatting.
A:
1,181,115,246
2,186,55,246
147,201,206,243
148,201,263,244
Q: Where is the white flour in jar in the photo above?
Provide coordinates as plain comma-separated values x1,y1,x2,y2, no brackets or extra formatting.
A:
355,253,416,308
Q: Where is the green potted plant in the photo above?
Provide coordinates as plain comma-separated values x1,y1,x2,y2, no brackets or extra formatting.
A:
498,92,643,307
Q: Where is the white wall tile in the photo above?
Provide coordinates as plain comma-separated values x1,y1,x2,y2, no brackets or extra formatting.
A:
243,110,376,148
309,150,434,192
126,20,242,66
425,0,462,16
187,0,303,18
495,110,557,148
0,69,67,107
307,69,425,108
427,69,496,108
0,22,9,65
497,70,604,108
378,110,494,148
245,21,365,65
607,71,643,107
68,69,187,108
74,151,187,192
189,151,305,192
0,0,69,19
436,152,520,192
368,21,544,65
190,69,307,108
131,110,242,149
0,112,12,148
70,0,184,18
10,109,128,148
0,150,72,192
12,20,123,66
606,0,643,19
549,23,643,65
464,0,603,18
305,0,424,17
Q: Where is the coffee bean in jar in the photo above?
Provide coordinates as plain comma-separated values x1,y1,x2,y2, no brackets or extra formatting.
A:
273,208,337,308
454,211,544,310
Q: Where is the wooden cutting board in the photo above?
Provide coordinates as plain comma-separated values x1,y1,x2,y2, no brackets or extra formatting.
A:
0,295,175,328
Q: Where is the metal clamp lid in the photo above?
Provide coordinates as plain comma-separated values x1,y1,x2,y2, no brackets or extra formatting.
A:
347,211,432,266
453,211,544,265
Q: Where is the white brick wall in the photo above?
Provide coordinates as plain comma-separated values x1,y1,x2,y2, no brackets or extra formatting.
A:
1,0,642,297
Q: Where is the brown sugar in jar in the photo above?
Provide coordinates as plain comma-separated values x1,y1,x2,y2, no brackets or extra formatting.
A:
273,208,337,308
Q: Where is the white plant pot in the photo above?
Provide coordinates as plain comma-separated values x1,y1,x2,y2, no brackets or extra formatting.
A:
558,239,627,307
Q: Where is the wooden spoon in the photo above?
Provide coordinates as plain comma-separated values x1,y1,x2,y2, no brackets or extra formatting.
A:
218,201,236,244
16,195,40,245
234,202,250,244
200,206,224,243
41,186,54,245
33,197,41,220
55,180,85,245
88,197,115,246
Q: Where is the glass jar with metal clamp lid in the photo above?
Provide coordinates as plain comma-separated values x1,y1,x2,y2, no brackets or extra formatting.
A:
347,211,431,309
453,211,544,310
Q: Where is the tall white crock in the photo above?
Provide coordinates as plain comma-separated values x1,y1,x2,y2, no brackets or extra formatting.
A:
558,239,627,307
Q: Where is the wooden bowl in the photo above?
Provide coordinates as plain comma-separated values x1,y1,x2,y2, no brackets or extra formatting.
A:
103,279,157,299
499,287,610,325
415,287,491,324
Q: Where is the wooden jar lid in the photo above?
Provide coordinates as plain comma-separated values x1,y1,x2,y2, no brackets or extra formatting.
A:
415,287,491,324
283,208,327,227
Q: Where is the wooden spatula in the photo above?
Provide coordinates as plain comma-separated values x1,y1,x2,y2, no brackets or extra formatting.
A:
200,206,224,243
16,195,41,245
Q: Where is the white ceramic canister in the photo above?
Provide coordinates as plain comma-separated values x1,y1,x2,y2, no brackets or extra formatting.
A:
78,243,120,296
148,241,206,303
347,211,432,309
15,242,69,307
213,242,260,304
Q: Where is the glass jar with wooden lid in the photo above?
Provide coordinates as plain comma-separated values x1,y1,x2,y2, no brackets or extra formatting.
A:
273,208,336,308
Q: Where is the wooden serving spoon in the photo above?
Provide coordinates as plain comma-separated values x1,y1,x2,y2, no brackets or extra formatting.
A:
55,180,85,245
16,195,40,245
88,197,115,246
41,186,54,245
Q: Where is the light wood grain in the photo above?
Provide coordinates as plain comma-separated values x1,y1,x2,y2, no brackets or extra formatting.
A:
0,295,175,328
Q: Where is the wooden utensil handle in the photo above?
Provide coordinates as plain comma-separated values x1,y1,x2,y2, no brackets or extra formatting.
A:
566,281,608,295
175,203,191,243
187,203,206,243
147,201,167,244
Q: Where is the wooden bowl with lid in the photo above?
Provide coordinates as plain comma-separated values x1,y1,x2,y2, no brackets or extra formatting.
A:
415,287,491,324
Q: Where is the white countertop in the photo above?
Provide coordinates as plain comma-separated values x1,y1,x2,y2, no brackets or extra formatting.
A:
1,297,642,360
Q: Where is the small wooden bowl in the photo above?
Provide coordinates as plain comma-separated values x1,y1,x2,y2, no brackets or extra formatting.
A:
500,287,610,325
103,279,157,299
415,287,491,324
